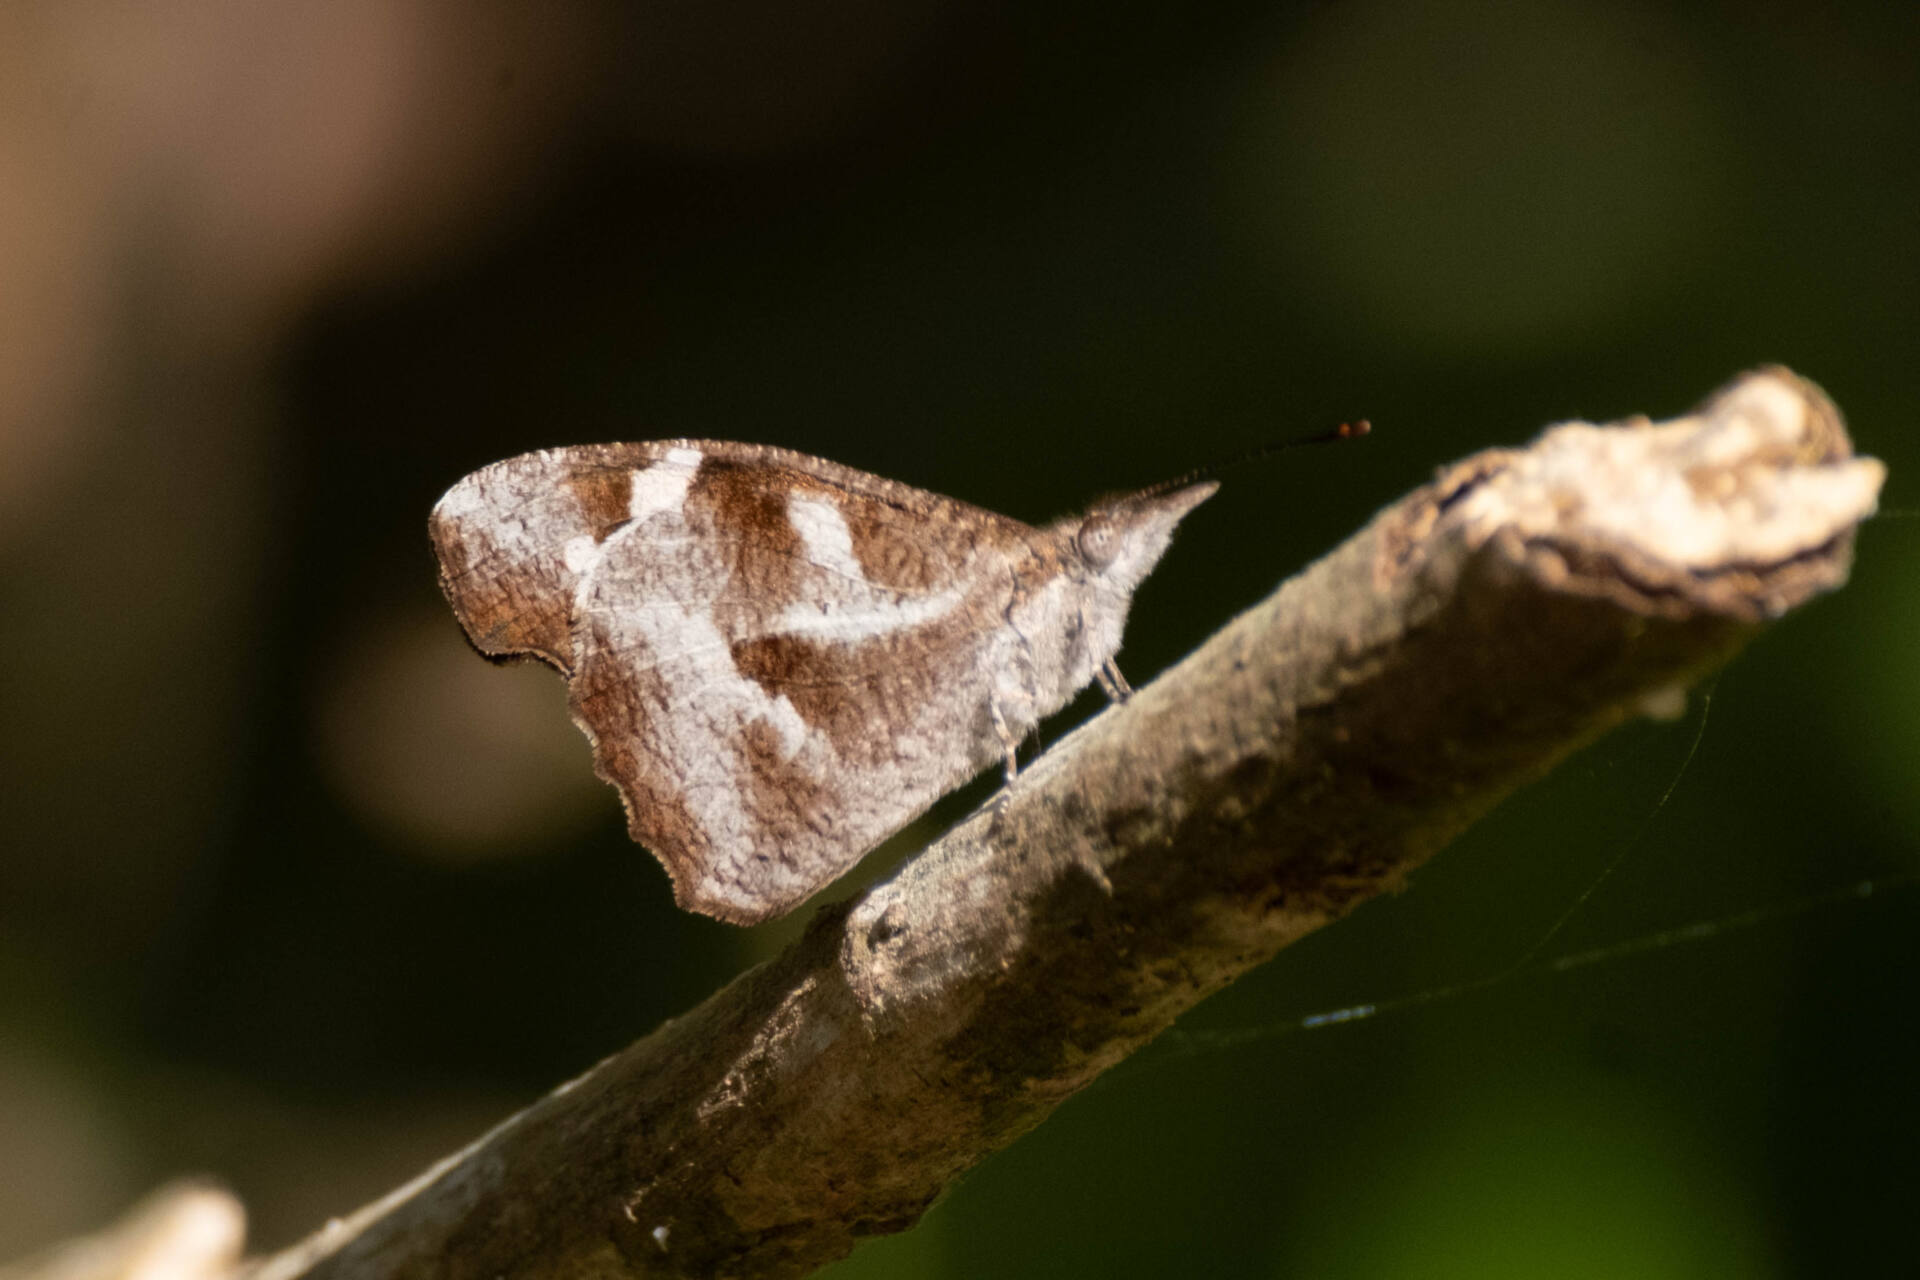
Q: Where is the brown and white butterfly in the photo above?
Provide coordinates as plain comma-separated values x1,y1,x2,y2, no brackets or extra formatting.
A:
429,441,1215,924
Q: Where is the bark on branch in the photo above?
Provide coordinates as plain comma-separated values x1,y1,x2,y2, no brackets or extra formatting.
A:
241,367,1880,1280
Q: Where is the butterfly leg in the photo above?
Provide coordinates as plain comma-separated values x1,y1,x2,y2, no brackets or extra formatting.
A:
1096,657,1134,703
989,697,1022,789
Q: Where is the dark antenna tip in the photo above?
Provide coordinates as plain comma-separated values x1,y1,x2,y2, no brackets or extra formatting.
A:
1293,419,1369,445
1234,417,1372,462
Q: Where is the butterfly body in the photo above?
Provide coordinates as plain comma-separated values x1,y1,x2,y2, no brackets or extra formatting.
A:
431,440,1214,923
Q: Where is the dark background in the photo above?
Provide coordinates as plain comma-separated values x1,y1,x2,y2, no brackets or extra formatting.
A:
1,2,1914,1275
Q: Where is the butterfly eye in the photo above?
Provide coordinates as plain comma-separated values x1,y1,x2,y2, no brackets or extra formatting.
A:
1076,514,1121,569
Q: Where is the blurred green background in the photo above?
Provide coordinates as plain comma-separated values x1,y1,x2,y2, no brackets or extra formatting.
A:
1,1,1914,1275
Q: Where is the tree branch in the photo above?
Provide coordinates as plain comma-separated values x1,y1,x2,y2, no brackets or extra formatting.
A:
246,367,1881,1280
1,1184,244,1280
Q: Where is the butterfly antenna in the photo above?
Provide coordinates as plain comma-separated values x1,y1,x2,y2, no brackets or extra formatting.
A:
1141,419,1371,496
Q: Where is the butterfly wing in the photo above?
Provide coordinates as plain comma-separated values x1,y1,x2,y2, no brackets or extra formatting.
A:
432,441,1050,923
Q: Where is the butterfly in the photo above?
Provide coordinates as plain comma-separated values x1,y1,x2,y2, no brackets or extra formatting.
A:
430,441,1215,924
